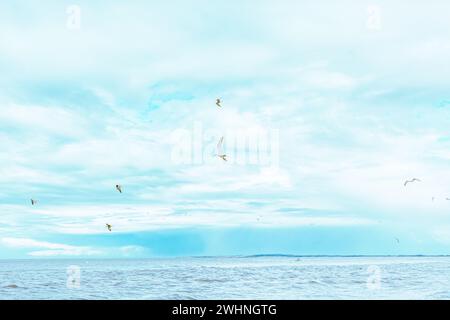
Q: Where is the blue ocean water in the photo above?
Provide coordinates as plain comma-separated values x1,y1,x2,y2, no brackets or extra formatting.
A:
0,256,449,300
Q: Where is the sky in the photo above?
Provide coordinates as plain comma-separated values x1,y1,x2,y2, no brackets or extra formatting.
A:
1,0,450,258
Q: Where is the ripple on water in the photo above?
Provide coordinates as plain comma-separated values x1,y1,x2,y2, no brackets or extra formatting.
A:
0,257,450,299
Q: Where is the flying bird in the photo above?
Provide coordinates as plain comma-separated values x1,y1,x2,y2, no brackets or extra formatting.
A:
216,98,222,108
216,136,227,161
395,237,400,244
404,178,421,186
106,223,112,232
30,199,37,205
115,184,122,193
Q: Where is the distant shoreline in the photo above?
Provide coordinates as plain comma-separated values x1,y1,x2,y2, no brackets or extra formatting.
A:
195,254,450,258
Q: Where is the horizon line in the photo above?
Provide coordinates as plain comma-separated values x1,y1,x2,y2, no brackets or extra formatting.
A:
1,254,450,261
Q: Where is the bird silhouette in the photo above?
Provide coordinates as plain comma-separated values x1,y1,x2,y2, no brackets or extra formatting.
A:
216,136,227,161
404,178,421,186
106,223,112,232
216,98,222,108
30,199,37,205
115,184,122,193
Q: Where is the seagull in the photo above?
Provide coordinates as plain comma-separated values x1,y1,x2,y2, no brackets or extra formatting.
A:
115,184,122,193
30,199,37,205
216,98,222,108
216,136,227,161
404,178,421,186
106,223,112,232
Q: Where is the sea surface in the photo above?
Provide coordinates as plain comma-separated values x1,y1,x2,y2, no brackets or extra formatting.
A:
1,256,449,299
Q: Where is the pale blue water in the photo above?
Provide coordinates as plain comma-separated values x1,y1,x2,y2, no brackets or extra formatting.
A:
1,256,449,299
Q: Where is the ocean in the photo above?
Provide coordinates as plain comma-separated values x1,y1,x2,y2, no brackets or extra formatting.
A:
1,256,449,300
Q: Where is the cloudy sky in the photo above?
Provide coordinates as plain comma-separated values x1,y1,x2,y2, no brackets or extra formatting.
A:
1,0,450,258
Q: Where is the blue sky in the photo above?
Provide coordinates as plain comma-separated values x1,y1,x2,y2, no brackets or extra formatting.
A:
1,0,450,258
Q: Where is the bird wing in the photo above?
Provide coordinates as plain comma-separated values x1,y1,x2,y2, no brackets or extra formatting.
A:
217,136,224,153
404,179,421,186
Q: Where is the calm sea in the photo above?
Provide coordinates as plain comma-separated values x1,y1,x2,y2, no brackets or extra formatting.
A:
1,256,449,299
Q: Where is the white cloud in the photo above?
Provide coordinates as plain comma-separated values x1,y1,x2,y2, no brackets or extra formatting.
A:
0,200,373,235
1,237,100,256
0,104,87,137
0,165,74,185
302,70,360,89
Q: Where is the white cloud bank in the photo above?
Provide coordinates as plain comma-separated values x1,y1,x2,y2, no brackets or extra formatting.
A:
0,237,101,256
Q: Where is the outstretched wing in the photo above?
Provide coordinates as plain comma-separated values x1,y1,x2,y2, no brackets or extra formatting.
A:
217,136,224,153
404,178,421,186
